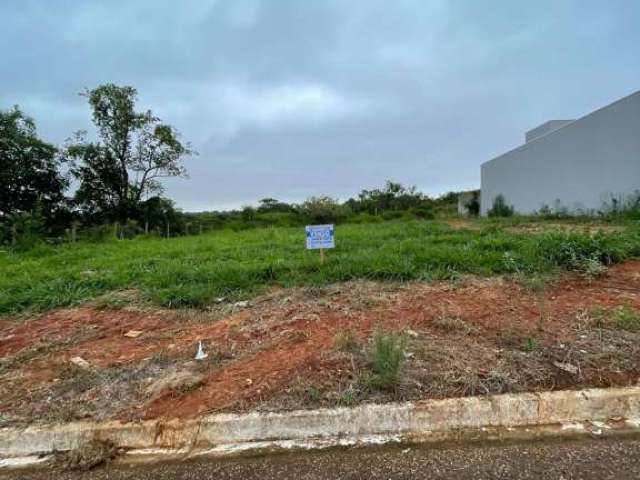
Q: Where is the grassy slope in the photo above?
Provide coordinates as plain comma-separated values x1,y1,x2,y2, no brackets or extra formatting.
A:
1,219,639,315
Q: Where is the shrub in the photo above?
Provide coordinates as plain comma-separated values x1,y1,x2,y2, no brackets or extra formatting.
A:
367,330,405,390
488,194,514,218
465,196,480,217
334,330,360,352
2,209,46,250
83,224,117,243
349,213,384,224
410,205,435,220
536,232,625,275
381,210,404,221
301,196,350,224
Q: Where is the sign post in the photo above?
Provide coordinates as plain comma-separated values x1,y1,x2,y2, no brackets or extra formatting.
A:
305,224,335,264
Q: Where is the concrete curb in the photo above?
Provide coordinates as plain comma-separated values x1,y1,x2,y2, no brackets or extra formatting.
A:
2,387,640,469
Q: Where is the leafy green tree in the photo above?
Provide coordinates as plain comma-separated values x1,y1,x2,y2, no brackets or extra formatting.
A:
257,198,295,213
0,106,68,223
65,84,193,223
301,196,350,224
350,180,426,214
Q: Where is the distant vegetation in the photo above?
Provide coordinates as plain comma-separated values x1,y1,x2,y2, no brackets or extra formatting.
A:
1,82,465,248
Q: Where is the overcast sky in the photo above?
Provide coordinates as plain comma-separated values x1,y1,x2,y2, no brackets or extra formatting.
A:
2,1,639,211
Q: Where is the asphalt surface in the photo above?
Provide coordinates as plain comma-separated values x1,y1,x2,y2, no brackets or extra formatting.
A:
4,436,640,480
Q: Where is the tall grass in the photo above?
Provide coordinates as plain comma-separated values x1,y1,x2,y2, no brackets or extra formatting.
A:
1,220,639,315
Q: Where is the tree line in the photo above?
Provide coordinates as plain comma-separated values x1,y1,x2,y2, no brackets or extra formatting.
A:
1,83,461,249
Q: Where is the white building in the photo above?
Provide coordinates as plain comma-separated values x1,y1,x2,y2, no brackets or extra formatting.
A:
480,90,640,215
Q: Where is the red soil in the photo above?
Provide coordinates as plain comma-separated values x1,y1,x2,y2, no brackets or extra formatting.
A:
1,261,639,422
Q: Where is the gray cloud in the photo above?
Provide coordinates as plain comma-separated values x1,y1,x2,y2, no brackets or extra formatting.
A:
2,0,639,210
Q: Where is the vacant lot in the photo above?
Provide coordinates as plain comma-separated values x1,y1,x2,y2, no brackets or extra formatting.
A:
0,221,640,426
1,218,640,426
1,219,639,315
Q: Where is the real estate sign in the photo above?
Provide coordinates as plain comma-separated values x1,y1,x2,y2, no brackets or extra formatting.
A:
305,224,335,250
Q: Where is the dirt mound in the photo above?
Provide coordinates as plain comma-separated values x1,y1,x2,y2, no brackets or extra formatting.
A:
1,264,640,425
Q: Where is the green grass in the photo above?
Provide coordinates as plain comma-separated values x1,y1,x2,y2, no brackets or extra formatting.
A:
1,219,639,315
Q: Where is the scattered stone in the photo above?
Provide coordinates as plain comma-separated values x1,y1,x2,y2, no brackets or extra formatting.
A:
245,378,253,386
233,300,250,309
406,329,419,338
554,361,578,375
123,330,143,338
214,297,226,304
144,370,205,400
70,356,90,369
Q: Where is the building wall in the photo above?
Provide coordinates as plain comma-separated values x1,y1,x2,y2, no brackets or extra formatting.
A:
481,91,640,215
525,120,574,143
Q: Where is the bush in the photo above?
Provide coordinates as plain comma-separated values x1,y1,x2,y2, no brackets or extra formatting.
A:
349,213,384,224
83,224,117,243
536,232,626,274
410,205,435,220
301,196,350,224
334,330,360,352
367,330,405,390
465,196,480,217
381,210,404,221
2,210,46,250
488,195,514,218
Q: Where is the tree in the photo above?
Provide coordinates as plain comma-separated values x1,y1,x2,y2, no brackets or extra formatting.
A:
1,107,71,245
301,196,350,224
351,180,425,214
0,106,68,224
257,198,294,213
65,84,193,223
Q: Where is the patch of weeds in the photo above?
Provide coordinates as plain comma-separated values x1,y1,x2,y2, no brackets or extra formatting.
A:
303,286,330,298
57,438,119,471
521,337,537,352
432,316,478,335
366,329,406,391
338,386,358,406
334,329,360,352
483,369,513,393
592,305,640,332
306,386,321,403
518,274,550,331
92,290,140,310
176,379,204,395
55,365,101,395
577,256,608,279
148,351,172,368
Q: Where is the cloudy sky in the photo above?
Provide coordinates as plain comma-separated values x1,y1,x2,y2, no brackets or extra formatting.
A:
2,1,639,211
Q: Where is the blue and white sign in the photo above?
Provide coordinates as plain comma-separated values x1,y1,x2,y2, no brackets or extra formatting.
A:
305,224,335,250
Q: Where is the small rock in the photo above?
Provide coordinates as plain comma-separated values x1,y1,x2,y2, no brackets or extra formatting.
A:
124,330,143,338
70,356,90,369
144,370,204,400
214,297,226,304
245,378,253,386
406,329,419,338
553,361,578,375
233,300,249,309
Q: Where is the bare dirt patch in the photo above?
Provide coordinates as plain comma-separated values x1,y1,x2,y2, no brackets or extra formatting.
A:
505,222,626,236
1,263,640,425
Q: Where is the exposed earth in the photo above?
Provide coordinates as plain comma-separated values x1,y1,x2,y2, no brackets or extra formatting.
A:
1,262,640,426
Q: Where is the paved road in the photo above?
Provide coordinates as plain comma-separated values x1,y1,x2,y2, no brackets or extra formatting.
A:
4,436,640,480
